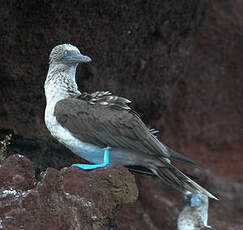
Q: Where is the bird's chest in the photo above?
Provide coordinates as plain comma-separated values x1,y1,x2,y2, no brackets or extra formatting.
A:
45,100,73,143
44,86,74,141
45,100,104,164
177,207,206,230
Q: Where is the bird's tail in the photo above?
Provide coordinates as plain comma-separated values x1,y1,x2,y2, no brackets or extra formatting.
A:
152,158,218,200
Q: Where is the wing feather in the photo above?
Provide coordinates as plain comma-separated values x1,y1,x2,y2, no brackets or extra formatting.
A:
54,92,170,158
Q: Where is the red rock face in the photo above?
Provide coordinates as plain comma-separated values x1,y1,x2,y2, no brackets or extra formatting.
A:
0,155,138,230
0,0,242,229
158,0,243,182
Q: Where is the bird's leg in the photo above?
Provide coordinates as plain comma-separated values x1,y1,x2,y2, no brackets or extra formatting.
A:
72,147,110,170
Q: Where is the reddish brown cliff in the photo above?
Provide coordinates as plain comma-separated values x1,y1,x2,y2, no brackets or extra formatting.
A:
0,155,138,230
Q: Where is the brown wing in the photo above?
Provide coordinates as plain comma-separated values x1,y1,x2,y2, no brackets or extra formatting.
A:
54,91,170,158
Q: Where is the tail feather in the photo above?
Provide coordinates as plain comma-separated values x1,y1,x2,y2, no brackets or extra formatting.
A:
153,158,218,200
164,144,198,167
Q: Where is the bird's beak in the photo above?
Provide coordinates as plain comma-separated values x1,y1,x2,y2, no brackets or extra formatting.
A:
62,50,92,66
80,55,92,63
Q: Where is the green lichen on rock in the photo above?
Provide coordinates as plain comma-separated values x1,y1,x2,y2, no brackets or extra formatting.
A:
0,134,12,160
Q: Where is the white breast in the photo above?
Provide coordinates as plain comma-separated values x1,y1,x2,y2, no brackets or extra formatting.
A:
177,207,198,230
177,202,208,230
44,82,104,164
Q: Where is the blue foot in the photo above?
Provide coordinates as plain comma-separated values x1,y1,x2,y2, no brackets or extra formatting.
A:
72,148,110,170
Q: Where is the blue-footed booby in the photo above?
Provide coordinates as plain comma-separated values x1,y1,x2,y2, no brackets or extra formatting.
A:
44,44,217,199
177,192,214,230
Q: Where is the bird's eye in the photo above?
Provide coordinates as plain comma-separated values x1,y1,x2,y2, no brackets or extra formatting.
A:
64,50,68,55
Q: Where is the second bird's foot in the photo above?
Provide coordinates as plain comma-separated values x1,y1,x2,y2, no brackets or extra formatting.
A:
72,148,110,170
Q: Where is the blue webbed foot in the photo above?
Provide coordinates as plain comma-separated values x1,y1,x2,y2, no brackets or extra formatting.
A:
72,148,110,170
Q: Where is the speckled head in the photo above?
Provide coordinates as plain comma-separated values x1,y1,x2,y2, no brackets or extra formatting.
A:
183,191,202,207
49,44,92,66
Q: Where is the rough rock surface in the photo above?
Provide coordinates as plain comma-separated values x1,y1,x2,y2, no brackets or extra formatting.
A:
0,155,138,230
0,0,242,229
157,0,243,182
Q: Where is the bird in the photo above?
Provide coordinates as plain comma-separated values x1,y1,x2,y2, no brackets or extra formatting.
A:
177,192,215,230
44,44,217,199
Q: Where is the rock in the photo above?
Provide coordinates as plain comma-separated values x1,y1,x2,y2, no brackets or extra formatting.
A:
0,155,138,230
0,154,35,191
158,0,243,182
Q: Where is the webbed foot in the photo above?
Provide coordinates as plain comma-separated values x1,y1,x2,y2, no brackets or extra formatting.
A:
72,148,109,170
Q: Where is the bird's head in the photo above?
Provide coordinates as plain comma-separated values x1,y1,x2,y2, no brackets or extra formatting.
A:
49,44,92,67
183,191,202,207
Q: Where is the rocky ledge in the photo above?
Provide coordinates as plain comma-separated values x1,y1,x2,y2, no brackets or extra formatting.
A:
0,155,138,230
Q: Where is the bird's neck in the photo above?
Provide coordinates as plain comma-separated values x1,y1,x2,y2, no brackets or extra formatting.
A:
45,64,81,106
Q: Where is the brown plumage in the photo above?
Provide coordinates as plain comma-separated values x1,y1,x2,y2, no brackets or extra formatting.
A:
45,44,217,199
